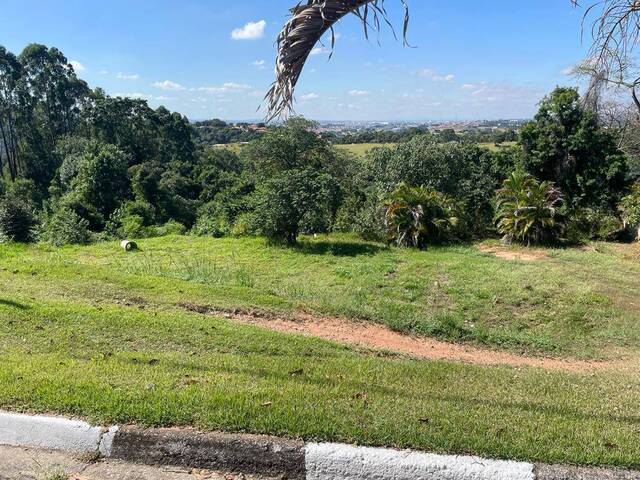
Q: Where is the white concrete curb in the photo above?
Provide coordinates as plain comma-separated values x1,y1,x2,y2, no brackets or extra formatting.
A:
0,411,103,454
0,411,636,479
305,443,534,480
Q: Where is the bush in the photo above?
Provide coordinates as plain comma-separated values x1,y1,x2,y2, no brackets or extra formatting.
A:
335,195,386,241
0,197,37,242
192,202,231,238
40,206,91,246
564,207,625,243
495,171,564,246
193,214,230,238
118,214,152,239
620,184,640,240
384,184,463,249
231,213,253,237
154,220,187,236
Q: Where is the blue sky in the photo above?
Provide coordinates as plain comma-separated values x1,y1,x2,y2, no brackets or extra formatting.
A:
2,0,591,121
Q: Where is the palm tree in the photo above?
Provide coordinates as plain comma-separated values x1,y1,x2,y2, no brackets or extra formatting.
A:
385,184,461,249
495,171,564,246
266,0,409,120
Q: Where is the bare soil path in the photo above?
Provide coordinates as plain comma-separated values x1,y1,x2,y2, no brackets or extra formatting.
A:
180,303,626,372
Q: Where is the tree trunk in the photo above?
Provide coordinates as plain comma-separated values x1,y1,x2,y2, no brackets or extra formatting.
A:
0,119,15,181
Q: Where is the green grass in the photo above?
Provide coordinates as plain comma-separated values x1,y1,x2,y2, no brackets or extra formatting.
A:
1,235,640,468
335,143,397,156
6,234,635,359
214,141,515,157
478,141,518,152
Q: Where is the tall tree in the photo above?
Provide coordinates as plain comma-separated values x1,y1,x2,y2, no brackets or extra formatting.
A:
0,46,23,180
520,87,629,209
17,44,89,193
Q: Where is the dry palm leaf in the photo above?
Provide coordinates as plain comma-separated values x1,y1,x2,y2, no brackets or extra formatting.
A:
266,0,410,121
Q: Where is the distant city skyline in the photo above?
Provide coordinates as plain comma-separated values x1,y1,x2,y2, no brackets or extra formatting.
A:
2,0,592,121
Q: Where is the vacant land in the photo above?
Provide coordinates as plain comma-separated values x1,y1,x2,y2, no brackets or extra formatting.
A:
335,142,517,156
478,141,518,151
335,143,398,156
1,235,640,467
212,142,516,157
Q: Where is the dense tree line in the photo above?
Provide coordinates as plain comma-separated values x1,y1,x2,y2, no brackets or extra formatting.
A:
325,126,518,146
192,119,265,147
0,44,638,246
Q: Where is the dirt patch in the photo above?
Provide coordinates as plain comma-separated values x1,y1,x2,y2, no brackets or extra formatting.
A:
178,303,620,372
478,244,548,262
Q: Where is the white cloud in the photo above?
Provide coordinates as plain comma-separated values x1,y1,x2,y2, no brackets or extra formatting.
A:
99,70,109,75
70,60,86,72
252,59,266,69
117,73,139,80
151,80,185,91
561,66,576,76
300,93,319,101
310,46,330,56
419,68,455,82
155,95,171,101
462,84,475,90
348,89,370,96
472,84,488,96
231,20,266,40
197,82,252,94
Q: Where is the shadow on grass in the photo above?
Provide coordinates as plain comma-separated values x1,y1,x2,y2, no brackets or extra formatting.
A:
295,240,387,257
0,299,30,310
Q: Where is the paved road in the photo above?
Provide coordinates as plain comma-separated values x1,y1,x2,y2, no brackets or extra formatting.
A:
0,445,277,480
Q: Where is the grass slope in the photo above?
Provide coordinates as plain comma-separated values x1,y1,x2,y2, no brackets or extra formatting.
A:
1,235,639,467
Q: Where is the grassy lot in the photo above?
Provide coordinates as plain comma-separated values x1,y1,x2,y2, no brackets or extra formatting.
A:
478,141,518,152
213,142,516,157
1,235,640,467
334,143,397,156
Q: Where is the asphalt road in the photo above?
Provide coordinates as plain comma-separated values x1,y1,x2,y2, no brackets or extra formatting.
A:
0,445,278,480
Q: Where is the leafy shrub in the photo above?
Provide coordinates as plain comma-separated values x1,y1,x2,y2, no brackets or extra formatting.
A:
0,197,37,242
4,178,39,206
106,200,157,239
192,202,231,237
154,220,187,236
335,196,386,241
231,213,253,237
620,184,640,240
384,184,462,249
39,206,91,246
118,214,152,239
495,171,564,246
193,214,230,238
564,207,625,243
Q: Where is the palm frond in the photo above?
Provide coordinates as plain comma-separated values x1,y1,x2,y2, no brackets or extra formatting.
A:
266,0,410,121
